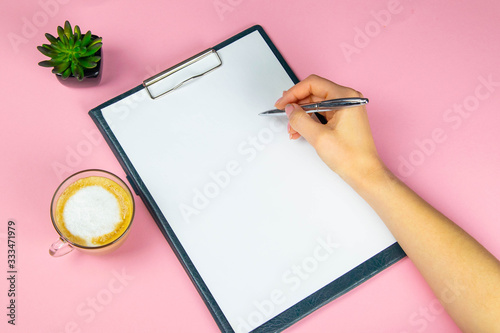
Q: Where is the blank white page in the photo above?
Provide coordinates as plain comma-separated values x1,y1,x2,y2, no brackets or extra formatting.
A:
101,31,396,333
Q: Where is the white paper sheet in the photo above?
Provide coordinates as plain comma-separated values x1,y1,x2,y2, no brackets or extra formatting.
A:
101,30,396,333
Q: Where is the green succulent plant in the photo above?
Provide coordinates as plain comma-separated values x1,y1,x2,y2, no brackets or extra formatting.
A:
37,21,102,81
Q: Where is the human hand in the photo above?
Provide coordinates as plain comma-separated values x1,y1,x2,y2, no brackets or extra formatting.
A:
275,77,500,333
274,75,386,185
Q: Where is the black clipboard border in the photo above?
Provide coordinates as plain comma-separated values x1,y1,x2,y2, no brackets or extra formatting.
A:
89,25,406,333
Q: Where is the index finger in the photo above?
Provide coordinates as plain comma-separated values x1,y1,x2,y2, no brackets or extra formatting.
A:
275,74,362,108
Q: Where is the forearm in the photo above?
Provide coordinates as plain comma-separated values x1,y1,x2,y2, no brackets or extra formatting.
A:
347,164,500,333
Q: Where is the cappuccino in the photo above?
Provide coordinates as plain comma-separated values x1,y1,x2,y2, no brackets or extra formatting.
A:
54,176,133,247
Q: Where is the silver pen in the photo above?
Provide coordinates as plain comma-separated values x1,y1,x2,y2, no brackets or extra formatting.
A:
259,97,369,116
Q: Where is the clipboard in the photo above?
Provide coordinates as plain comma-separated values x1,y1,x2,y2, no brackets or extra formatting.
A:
89,25,405,333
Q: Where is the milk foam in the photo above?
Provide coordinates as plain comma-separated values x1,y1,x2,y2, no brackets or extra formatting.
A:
63,185,121,244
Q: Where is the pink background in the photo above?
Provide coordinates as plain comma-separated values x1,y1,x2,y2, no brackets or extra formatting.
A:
1,0,499,332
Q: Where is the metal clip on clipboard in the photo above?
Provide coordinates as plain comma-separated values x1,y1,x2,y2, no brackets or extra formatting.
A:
143,49,222,100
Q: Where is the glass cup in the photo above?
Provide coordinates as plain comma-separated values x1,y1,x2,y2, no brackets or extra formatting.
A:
49,169,135,257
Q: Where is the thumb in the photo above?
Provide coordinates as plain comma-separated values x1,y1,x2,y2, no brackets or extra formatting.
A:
285,103,325,145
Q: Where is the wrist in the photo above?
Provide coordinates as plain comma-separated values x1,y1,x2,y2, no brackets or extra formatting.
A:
340,156,394,194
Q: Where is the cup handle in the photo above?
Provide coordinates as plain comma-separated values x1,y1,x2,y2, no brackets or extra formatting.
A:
49,237,74,257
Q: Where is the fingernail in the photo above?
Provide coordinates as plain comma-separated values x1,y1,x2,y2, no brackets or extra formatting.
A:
275,96,283,105
287,123,291,133
285,104,294,117
289,133,293,140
